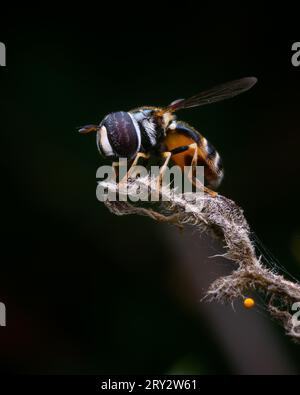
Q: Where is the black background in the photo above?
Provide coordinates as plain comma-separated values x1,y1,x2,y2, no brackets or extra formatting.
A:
0,5,300,374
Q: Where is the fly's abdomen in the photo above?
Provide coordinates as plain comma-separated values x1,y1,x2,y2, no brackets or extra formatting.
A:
200,136,224,188
164,121,224,189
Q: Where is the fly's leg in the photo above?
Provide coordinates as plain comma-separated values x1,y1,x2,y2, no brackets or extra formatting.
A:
170,143,218,197
186,143,218,197
112,162,119,182
118,152,150,187
156,151,172,192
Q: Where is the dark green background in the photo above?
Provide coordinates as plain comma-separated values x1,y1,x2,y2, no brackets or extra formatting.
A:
1,5,300,374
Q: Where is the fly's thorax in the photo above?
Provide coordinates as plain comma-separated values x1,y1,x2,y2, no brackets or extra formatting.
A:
130,108,174,151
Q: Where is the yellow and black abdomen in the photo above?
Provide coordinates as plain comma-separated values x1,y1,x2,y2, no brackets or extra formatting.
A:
163,121,224,189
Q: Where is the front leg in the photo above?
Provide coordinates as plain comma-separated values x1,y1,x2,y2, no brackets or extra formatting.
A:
118,152,150,186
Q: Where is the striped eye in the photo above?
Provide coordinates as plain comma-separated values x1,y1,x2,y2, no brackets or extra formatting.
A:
100,112,141,159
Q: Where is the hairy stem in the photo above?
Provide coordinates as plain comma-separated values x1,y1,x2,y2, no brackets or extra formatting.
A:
100,176,300,341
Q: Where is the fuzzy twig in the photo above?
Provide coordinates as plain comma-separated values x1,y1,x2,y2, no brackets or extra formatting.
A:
100,176,300,341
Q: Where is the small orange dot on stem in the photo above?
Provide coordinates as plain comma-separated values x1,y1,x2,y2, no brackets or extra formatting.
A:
243,298,255,309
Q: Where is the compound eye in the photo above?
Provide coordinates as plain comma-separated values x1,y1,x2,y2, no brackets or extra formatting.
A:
103,111,140,159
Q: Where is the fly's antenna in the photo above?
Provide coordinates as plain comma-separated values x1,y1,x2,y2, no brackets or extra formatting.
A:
78,124,100,134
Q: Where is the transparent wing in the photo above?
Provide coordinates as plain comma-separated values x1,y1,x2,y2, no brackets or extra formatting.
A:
166,77,257,112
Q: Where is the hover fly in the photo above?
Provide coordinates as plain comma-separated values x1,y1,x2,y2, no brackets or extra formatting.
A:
79,77,257,196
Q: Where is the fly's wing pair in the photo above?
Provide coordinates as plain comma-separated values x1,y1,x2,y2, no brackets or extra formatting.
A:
159,77,257,193
165,77,257,113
